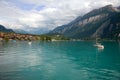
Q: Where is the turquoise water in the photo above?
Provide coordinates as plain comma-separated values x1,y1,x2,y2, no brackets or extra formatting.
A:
0,41,120,80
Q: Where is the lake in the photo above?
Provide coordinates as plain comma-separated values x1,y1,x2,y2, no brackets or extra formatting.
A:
0,41,120,80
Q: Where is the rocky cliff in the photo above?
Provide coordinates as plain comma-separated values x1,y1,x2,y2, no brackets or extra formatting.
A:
50,5,120,39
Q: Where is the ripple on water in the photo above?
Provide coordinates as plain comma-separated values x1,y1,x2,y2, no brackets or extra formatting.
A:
84,68,120,80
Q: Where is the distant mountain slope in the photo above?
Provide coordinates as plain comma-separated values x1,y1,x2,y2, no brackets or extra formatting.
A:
50,5,120,39
13,29,29,34
0,25,14,33
28,28,50,35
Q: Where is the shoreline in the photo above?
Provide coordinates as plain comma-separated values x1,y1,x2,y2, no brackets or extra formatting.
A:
0,32,119,42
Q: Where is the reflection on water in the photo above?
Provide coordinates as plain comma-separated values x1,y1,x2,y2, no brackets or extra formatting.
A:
0,41,120,80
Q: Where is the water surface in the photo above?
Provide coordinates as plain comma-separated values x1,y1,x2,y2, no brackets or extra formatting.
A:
0,41,120,80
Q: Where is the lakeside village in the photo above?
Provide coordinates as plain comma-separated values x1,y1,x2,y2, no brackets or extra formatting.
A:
0,32,70,42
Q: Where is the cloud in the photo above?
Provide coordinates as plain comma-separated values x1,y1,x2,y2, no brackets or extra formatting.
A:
0,0,120,33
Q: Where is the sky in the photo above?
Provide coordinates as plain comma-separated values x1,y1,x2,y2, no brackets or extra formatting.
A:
0,0,120,32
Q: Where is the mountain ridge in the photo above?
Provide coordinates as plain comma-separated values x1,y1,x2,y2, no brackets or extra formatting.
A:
50,5,120,39
0,25,14,33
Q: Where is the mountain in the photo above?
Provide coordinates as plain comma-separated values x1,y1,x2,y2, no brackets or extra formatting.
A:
118,6,120,9
50,5,120,39
28,28,50,35
0,25,14,33
13,29,29,34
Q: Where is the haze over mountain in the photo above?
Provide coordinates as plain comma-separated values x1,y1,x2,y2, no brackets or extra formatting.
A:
50,5,120,39
13,29,28,34
13,28,49,35
26,28,50,35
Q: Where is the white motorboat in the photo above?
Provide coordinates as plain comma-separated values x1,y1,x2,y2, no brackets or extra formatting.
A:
94,43,104,49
